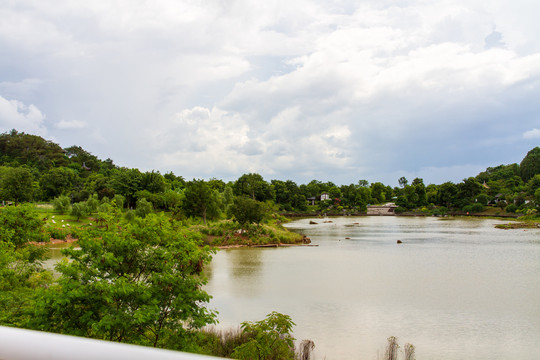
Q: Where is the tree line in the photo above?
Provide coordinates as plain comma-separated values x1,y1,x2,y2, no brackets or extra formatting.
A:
1,129,539,217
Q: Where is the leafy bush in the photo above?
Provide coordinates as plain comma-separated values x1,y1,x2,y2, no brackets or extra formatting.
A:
135,198,153,218
505,204,518,213
231,196,266,227
394,207,407,214
53,195,71,214
48,227,67,240
85,194,99,213
113,194,125,209
71,202,87,220
231,312,296,360
124,209,136,222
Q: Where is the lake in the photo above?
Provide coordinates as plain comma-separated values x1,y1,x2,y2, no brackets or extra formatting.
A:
204,216,540,360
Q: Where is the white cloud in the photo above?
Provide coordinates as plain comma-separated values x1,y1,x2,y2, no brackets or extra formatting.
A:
523,128,540,139
0,96,47,136
55,120,88,129
2,0,540,184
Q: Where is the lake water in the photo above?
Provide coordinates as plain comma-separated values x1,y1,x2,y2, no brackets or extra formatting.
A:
204,216,540,360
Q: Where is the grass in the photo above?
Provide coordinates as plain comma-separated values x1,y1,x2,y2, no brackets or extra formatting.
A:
194,220,305,247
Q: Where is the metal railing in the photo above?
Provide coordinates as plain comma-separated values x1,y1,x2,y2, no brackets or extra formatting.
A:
0,326,222,360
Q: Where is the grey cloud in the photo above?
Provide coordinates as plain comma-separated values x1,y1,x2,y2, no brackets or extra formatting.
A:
485,30,505,49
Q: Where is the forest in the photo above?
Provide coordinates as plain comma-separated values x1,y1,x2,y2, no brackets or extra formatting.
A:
1,129,539,217
1,128,539,359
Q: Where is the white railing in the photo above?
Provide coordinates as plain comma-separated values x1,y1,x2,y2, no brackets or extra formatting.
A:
0,326,223,360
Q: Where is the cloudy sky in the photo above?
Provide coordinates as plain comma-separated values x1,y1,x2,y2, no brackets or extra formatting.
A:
1,0,539,186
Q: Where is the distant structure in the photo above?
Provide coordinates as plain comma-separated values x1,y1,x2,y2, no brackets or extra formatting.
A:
307,193,331,206
367,203,398,216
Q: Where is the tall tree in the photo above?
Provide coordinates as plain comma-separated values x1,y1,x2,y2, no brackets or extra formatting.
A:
111,168,143,208
231,196,266,228
183,179,221,225
0,167,34,204
234,173,275,202
398,177,408,188
39,167,77,200
520,147,540,182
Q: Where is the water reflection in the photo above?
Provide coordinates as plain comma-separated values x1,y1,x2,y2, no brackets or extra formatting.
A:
228,248,263,279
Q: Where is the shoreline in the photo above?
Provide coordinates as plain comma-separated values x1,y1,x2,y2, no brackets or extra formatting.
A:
216,243,319,249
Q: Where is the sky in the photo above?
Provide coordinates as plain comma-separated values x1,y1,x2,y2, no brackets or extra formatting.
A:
1,0,539,187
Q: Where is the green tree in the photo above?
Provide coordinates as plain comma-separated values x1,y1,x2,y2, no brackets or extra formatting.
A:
234,173,275,202
141,171,166,193
64,145,101,176
71,202,88,220
39,167,77,200
520,147,540,182
437,182,458,208
32,213,216,348
0,167,34,204
0,204,48,247
370,182,387,204
111,168,143,208
458,177,484,201
183,179,222,225
53,195,71,214
411,178,427,207
85,194,99,213
0,130,68,171
135,197,153,218
231,196,266,228
231,312,296,360
398,177,408,188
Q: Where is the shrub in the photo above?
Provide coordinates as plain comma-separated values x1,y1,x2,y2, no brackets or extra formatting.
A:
470,203,485,213
53,195,71,214
394,207,407,214
71,202,87,220
113,194,125,209
505,204,518,213
124,209,136,222
49,227,67,240
231,312,296,360
135,198,153,218
86,194,99,213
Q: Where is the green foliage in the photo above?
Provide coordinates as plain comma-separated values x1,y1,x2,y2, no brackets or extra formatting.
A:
141,170,166,193
0,204,52,326
135,197,153,218
475,193,490,205
0,241,52,327
53,195,71,214
183,179,222,225
64,145,101,175
39,167,78,200
234,173,275,202
70,202,87,220
124,209,136,222
113,194,125,209
32,213,216,348
111,167,143,208
0,166,34,204
0,130,68,171
85,193,99,213
48,227,68,240
505,203,518,213
231,312,296,360
231,196,266,228
462,203,484,213
520,147,540,181
0,204,47,246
